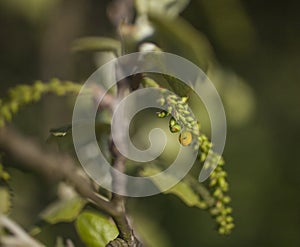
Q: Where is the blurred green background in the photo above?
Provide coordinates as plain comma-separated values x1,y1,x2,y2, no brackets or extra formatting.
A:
1,0,300,246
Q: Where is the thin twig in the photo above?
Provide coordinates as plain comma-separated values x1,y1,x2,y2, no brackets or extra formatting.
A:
108,75,142,246
0,215,44,247
107,0,135,27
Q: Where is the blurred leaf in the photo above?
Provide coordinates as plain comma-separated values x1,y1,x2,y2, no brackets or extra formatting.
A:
207,67,256,126
196,0,257,57
72,37,121,56
184,175,215,207
75,211,118,247
96,109,112,126
0,164,10,181
40,197,86,224
0,0,60,22
0,164,12,214
131,210,172,247
141,166,207,209
0,187,11,214
142,73,192,97
149,14,213,71
55,237,64,247
29,226,42,236
135,0,190,18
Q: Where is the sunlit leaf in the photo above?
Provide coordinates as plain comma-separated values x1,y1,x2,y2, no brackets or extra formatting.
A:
40,197,86,224
75,211,119,247
141,166,207,209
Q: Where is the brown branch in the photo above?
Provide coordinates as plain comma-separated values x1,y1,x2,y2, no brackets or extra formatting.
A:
108,80,142,246
90,83,117,111
110,153,137,245
0,127,114,215
107,0,135,27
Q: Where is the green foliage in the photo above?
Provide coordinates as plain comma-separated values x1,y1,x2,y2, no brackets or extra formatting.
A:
0,163,10,182
141,166,207,209
72,37,121,57
40,196,86,224
128,208,172,247
0,0,237,244
75,211,119,247
0,79,81,128
0,187,11,214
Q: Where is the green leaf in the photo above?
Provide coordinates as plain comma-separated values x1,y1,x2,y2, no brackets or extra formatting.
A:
0,164,10,181
141,166,207,209
130,209,172,247
40,197,86,224
149,14,213,72
71,37,121,56
75,211,119,247
142,73,192,97
162,74,192,97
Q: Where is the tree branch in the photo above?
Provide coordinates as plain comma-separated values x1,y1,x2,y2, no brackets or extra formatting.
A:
0,126,142,246
0,127,114,216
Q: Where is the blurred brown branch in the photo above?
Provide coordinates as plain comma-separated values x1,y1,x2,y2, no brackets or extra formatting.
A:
107,0,135,27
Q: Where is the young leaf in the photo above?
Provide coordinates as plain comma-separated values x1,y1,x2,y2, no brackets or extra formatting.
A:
141,166,207,209
75,211,119,247
40,197,86,224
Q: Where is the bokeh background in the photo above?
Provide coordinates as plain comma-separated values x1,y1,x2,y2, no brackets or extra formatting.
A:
0,0,299,246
